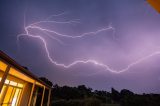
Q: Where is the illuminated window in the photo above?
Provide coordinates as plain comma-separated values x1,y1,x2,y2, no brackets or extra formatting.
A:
1,87,22,106
17,83,23,88
0,85,7,105
11,88,22,106
10,81,17,86
9,88,16,105
0,78,23,106
0,77,23,88
3,86,14,105
5,79,9,84
0,77,9,84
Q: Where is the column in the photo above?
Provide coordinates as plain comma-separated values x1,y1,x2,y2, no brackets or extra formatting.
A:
0,65,10,93
28,81,36,106
47,88,51,106
40,86,45,106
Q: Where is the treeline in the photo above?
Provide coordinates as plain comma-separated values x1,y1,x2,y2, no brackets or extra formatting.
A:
50,84,160,106
40,77,160,106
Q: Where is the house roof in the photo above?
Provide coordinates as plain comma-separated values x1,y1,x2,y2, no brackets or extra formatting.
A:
0,50,52,89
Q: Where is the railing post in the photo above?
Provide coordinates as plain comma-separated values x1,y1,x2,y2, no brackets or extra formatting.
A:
47,88,51,106
28,81,36,106
41,86,45,106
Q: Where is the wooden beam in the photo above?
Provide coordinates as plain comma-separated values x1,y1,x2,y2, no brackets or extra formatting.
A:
41,86,45,106
28,81,36,106
47,88,51,106
147,0,160,13
0,65,10,93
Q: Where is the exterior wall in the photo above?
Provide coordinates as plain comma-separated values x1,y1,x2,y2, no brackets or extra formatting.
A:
19,83,32,106
0,51,51,106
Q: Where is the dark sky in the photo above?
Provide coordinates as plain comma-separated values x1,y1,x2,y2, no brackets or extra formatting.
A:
0,0,160,93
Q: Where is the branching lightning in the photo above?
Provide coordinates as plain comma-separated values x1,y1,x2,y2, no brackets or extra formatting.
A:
17,14,160,74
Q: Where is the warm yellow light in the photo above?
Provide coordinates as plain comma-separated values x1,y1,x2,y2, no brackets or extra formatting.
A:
11,97,17,106
9,88,16,104
11,89,21,106
3,86,13,104
17,83,23,88
0,77,23,88
9,67,35,83
0,85,6,103
0,61,7,72
147,0,160,13
0,77,23,106
10,81,17,86
11,89,19,106
0,77,9,84
5,79,9,84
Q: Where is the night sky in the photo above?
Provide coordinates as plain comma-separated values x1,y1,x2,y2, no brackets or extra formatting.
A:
0,0,160,93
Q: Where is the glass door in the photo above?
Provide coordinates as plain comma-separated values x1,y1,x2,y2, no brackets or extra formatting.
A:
0,79,23,106
0,85,7,105
1,86,22,106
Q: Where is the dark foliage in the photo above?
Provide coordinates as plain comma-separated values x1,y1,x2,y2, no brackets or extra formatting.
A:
39,77,53,87
51,84,160,106
52,84,92,100
40,77,160,106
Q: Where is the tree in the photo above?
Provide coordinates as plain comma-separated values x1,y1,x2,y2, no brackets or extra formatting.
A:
39,77,53,87
111,88,120,103
78,85,92,97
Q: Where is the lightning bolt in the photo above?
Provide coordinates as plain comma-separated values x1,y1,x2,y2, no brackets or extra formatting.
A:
17,14,160,74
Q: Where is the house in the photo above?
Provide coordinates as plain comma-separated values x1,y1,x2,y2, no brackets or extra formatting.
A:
0,50,51,106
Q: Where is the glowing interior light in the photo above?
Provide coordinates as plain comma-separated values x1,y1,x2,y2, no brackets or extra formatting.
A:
9,81,17,86
11,98,17,106
0,77,10,84
12,89,20,106
0,76,23,106
0,85,6,100
0,61,7,71
17,83,23,88
5,79,9,84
